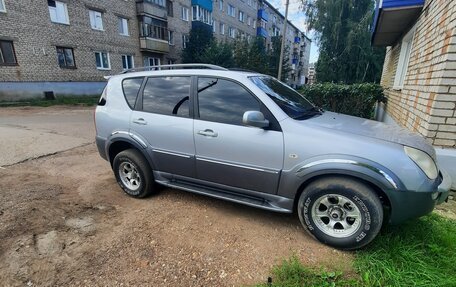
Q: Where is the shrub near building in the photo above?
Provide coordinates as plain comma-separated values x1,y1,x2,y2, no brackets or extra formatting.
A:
299,83,385,119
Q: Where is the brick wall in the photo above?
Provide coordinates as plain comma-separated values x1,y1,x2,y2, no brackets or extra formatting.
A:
381,0,456,147
0,0,141,82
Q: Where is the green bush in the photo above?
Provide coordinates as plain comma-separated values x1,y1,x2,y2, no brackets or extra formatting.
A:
299,83,385,119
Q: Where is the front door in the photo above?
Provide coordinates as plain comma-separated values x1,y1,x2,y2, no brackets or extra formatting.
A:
193,77,283,194
130,75,195,178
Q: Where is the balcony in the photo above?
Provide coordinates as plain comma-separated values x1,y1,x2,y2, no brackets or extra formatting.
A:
257,9,268,21
371,0,425,46
191,0,212,12
192,20,212,32
136,0,167,19
256,27,268,38
139,37,169,53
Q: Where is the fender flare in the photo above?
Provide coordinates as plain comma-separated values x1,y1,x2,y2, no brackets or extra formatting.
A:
106,132,157,170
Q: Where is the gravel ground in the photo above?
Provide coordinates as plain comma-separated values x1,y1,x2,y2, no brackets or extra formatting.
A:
0,144,352,286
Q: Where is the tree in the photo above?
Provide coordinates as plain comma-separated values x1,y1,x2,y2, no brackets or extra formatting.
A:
303,0,385,83
181,25,214,63
200,41,235,68
267,36,291,82
233,36,269,73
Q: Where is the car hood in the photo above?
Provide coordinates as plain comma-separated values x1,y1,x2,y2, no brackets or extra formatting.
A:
305,111,436,159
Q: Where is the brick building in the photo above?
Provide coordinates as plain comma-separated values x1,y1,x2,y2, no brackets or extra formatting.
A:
371,0,456,187
0,0,311,100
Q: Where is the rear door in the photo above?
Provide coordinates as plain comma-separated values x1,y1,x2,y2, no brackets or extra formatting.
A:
193,77,284,194
130,75,195,178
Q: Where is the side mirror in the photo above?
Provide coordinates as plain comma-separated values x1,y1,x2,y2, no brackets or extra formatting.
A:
242,111,269,129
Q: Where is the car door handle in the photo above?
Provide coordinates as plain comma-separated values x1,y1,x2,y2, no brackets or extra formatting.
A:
197,129,218,137
132,118,147,125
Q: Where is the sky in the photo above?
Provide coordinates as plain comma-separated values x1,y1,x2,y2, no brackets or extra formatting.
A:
268,0,319,63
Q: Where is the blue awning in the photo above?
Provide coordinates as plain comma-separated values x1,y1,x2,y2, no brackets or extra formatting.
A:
371,0,424,46
191,0,212,12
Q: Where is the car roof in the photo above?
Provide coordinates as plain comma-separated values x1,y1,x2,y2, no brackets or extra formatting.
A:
109,69,265,81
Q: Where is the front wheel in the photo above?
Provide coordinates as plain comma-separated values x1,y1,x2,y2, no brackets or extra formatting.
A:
298,177,383,250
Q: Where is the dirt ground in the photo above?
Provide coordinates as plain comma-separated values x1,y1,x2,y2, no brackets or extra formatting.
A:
0,144,352,286
1,106,454,287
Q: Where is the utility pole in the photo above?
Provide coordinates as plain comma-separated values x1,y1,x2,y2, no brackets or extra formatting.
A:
277,0,290,81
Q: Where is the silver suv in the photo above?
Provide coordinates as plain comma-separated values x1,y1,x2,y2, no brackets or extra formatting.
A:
95,64,450,250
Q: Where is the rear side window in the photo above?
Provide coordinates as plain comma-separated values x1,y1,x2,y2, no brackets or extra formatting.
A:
197,77,260,125
122,77,143,108
142,76,191,117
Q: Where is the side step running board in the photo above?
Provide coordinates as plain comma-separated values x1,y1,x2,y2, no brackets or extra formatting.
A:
156,180,292,213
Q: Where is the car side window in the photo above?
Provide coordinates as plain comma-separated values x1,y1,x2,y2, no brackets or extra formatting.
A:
197,77,260,125
142,76,191,117
122,77,143,109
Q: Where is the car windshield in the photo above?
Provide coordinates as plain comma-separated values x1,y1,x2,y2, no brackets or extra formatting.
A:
249,76,320,119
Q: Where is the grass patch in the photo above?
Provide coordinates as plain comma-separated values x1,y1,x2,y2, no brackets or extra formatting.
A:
255,214,456,287
254,256,356,287
355,214,456,287
0,96,99,107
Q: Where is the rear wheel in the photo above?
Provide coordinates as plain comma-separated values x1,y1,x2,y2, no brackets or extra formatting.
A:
298,177,383,250
113,149,156,198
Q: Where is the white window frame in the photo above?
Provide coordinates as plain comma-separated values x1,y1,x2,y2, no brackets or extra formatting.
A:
219,0,223,11
121,54,134,70
239,11,244,22
181,6,189,21
146,57,161,70
220,23,225,35
229,27,235,38
247,16,251,26
228,5,235,17
394,25,416,89
48,1,69,25
95,51,110,70
119,17,129,36
0,0,6,12
168,30,174,45
212,20,216,33
89,10,103,31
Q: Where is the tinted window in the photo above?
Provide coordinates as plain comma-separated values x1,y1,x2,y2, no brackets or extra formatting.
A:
198,77,260,125
122,77,143,108
142,76,191,117
250,76,314,118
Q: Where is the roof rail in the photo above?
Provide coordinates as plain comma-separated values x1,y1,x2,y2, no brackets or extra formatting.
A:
229,68,258,73
120,63,228,74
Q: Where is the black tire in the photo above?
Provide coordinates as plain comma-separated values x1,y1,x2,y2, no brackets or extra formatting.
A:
112,149,156,198
297,177,383,250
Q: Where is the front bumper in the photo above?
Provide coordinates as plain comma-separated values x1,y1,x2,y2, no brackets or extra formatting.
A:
436,169,451,204
388,169,451,224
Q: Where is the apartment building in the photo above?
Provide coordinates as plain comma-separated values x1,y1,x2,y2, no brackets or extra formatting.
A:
307,62,315,85
0,0,310,100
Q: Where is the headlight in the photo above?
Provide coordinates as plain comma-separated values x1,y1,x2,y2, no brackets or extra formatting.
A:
404,146,438,180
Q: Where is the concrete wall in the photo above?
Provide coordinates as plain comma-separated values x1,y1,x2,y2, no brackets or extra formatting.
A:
0,82,105,101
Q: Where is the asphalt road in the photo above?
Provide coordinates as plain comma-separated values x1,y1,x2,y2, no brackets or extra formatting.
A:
0,106,95,166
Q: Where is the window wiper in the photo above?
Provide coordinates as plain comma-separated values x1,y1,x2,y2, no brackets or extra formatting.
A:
292,106,323,120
